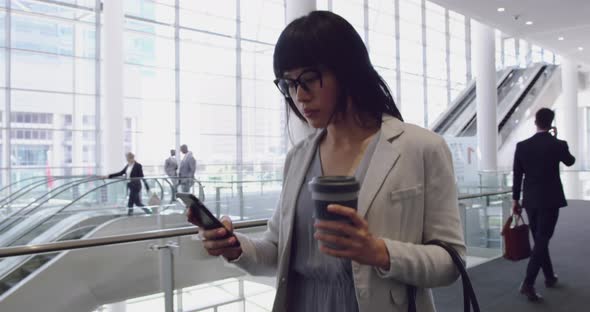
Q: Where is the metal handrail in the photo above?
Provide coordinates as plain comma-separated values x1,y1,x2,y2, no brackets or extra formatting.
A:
206,179,283,184
0,219,268,258
432,67,515,135
458,190,511,200
0,176,255,243
0,189,516,258
0,176,93,208
0,176,48,195
0,177,101,211
0,177,52,207
0,177,107,234
151,178,165,200
0,175,89,195
0,176,102,208
0,177,177,244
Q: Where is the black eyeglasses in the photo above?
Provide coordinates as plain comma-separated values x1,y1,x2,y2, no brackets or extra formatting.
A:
273,69,323,99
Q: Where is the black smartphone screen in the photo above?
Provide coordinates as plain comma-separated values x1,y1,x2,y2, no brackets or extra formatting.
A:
176,193,240,247
177,193,224,230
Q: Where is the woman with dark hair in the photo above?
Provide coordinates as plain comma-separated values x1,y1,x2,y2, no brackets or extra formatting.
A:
196,11,465,312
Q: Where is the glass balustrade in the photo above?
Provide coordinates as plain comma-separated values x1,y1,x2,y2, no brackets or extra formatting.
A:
0,183,513,312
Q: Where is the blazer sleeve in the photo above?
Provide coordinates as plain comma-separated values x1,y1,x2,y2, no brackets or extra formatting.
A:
108,166,127,178
376,137,466,288
227,147,296,276
190,156,197,176
512,143,524,201
560,141,576,167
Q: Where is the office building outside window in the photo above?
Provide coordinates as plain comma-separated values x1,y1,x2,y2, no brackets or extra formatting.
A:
0,0,563,188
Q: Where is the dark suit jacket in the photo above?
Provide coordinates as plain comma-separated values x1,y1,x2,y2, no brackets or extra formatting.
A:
512,132,576,210
108,162,149,192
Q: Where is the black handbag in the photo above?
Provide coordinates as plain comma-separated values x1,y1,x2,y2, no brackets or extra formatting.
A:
407,240,480,312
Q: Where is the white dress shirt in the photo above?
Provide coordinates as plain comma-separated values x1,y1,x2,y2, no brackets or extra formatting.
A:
126,162,135,177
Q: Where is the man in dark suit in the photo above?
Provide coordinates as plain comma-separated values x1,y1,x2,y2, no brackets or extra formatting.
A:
512,108,576,301
107,152,152,216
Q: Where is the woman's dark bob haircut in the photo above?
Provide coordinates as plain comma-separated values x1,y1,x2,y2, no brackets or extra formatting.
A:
273,10,403,124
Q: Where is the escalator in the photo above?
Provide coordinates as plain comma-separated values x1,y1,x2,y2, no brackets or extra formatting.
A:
432,63,561,146
0,210,247,312
431,67,516,136
0,175,92,209
0,176,191,297
0,175,279,312
0,213,114,295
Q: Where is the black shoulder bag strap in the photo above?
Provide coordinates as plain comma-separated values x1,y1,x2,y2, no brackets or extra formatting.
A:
407,240,480,312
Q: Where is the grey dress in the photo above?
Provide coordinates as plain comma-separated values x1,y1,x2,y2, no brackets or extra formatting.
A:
289,131,380,312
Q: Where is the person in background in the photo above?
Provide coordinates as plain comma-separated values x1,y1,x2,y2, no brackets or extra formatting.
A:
165,149,179,197
165,149,178,178
178,144,197,193
106,152,152,216
193,11,465,312
512,108,576,301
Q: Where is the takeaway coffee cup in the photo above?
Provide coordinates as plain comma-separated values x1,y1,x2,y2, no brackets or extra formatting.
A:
308,176,360,249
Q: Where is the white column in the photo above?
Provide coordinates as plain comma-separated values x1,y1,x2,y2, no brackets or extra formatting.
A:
102,0,125,174
286,0,315,22
523,41,533,67
472,21,498,173
285,0,316,145
560,58,580,199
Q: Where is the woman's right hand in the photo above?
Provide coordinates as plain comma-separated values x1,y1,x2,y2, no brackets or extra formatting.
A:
195,214,243,261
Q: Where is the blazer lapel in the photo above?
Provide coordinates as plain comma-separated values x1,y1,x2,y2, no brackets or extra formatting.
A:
358,116,404,218
279,130,325,260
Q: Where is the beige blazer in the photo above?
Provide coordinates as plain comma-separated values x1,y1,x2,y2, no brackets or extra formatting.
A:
232,115,466,312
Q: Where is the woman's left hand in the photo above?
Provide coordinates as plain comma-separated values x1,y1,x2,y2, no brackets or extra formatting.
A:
314,204,390,270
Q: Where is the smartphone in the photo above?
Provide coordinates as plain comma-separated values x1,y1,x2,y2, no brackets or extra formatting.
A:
176,193,240,246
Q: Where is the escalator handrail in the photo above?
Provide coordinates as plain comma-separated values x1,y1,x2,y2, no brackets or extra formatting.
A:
0,177,108,233
495,63,545,122
0,201,182,284
0,177,103,223
0,176,90,207
497,64,548,132
3,175,175,211
150,178,165,204
498,65,558,147
0,174,271,245
431,80,476,133
431,67,515,133
0,177,182,248
22,176,176,217
0,177,52,207
0,176,47,196
454,68,517,136
0,176,97,208
158,178,177,204
0,176,264,249
0,175,89,197
56,176,196,213
456,65,543,137
4,177,101,209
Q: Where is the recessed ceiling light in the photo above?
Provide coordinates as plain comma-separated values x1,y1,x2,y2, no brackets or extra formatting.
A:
497,7,505,12
558,37,564,41
579,47,585,51
525,21,533,25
